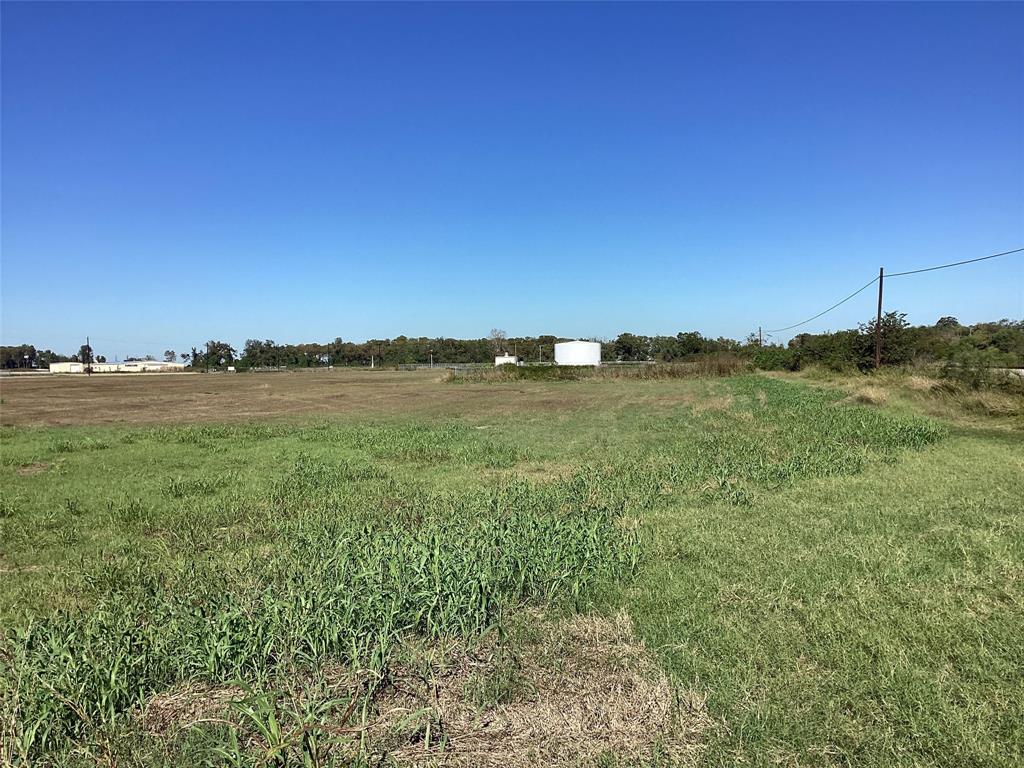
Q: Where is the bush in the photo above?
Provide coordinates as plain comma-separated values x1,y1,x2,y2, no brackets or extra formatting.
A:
752,347,801,371
940,347,1022,392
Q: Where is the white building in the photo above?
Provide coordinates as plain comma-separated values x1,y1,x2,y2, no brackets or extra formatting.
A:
49,360,187,374
48,362,87,374
554,340,601,366
494,354,519,366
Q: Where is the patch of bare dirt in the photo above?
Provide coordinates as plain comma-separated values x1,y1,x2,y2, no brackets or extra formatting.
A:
15,461,49,476
0,563,42,574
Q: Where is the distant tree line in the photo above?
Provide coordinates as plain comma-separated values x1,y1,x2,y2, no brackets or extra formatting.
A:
0,345,72,369
1,344,158,369
752,315,1024,373
5,316,1022,372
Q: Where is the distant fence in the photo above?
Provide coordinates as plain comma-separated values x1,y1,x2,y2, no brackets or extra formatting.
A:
397,363,493,372
420,360,664,373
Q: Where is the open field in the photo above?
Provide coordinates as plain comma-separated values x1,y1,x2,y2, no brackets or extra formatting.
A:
0,369,707,427
1,370,1022,766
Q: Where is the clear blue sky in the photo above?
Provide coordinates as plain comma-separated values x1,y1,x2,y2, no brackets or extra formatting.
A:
2,2,1022,358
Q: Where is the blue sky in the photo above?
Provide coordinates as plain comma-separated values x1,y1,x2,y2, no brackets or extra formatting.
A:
2,2,1022,358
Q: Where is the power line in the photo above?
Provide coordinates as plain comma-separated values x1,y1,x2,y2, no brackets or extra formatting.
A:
886,247,1024,277
765,246,1023,334
765,276,879,333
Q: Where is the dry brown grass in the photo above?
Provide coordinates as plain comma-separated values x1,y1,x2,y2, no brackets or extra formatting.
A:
891,376,1022,421
0,368,748,428
376,611,709,767
841,385,890,407
14,461,48,476
905,375,936,392
956,389,1023,419
141,682,244,736
0,370,576,427
691,394,734,413
770,370,1023,428
134,612,708,766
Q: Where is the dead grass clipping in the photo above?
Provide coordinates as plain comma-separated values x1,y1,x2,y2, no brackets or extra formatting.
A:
138,611,709,766
376,610,710,766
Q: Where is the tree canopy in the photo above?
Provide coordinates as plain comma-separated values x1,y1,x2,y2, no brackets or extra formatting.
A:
5,317,1022,371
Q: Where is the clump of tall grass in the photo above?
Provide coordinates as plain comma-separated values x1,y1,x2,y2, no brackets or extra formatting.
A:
50,436,110,454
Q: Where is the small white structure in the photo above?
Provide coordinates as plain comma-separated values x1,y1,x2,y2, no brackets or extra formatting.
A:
494,354,519,366
554,340,601,366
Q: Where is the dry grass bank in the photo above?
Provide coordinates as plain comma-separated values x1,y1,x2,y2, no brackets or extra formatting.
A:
769,367,1024,428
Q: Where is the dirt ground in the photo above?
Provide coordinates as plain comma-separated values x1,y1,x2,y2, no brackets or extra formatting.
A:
0,369,683,427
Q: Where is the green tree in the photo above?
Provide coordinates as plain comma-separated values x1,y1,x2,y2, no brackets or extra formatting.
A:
204,341,236,369
613,333,651,362
78,344,94,368
858,312,912,369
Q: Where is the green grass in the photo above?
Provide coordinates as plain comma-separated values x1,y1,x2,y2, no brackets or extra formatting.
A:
1,373,1019,766
631,429,1023,766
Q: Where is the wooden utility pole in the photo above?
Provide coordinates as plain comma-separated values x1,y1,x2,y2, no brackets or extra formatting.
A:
874,267,884,369
758,326,762,346
86,336,91,376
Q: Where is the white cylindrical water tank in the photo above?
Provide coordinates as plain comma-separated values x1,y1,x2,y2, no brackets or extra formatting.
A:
554,340,601,366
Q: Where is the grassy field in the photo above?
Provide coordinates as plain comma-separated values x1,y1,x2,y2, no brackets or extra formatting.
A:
1,370,1021,766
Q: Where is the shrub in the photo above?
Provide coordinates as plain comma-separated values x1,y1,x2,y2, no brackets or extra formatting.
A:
940,347,1022,392
752,347,801,371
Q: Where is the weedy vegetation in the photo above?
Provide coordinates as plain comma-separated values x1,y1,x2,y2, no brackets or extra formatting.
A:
449,355,752,383
0,372,1019,767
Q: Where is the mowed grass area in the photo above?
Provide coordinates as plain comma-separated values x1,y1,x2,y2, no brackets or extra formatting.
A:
1,371,1021,766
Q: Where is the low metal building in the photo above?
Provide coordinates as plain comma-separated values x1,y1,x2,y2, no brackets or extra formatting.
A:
49,360,187,373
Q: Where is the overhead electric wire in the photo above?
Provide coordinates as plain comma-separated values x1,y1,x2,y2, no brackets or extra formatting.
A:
886,247,1024,277
765,276,879,333
765,246,1023,335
